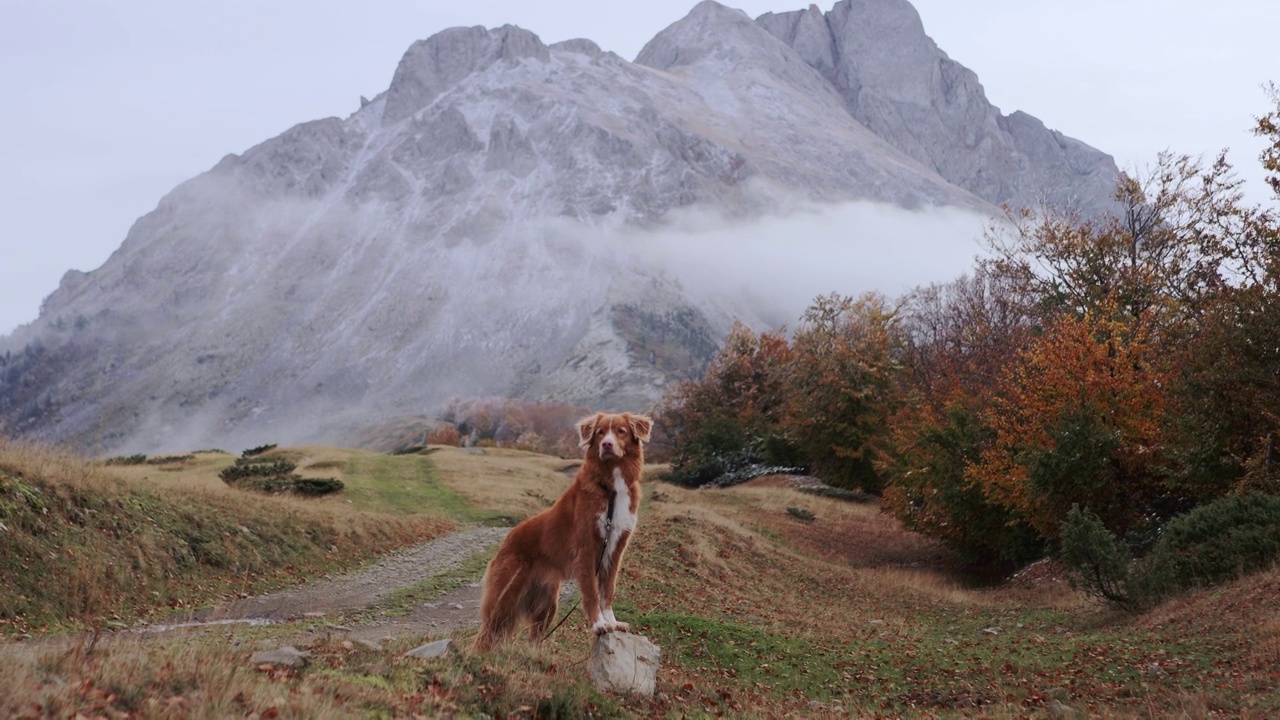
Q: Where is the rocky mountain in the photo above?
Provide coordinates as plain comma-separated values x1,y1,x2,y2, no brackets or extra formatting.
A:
0,0,1119,454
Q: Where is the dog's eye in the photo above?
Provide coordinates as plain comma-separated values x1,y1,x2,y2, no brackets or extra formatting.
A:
617,428,628,435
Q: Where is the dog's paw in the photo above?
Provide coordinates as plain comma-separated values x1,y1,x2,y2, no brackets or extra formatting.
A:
592,620,628,635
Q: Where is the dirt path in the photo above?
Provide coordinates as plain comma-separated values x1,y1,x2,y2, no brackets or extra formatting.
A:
159,526,512,644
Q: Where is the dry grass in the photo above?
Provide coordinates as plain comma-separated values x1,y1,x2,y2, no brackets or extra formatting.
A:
425,445,582,520
4,443,1279,717
0,440,455,633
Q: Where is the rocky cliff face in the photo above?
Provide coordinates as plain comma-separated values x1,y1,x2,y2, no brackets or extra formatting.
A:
755,0,1117,214
0,1,1119,454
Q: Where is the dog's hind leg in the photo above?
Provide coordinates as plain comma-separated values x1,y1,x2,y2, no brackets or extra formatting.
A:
475,560,527,652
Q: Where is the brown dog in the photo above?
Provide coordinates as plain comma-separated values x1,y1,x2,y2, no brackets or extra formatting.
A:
474,411,652,651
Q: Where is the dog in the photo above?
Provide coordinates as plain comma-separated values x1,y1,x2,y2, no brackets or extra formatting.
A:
474,411,652,651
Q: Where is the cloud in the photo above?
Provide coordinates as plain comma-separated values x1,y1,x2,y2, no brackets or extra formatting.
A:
619,199,996,327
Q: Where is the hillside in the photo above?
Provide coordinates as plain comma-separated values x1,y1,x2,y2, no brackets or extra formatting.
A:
2,442,1277,717
0,0,1119,455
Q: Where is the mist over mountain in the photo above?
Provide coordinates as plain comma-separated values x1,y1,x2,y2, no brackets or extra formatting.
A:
0,0,1118,454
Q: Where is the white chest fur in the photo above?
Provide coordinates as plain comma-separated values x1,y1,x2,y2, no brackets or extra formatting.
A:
597,468,638,569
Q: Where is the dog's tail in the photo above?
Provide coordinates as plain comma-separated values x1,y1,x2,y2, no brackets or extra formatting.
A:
473,560,526,653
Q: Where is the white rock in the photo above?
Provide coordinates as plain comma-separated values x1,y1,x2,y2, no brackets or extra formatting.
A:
590,632,660,697
250,646,310,668
404,639,453,659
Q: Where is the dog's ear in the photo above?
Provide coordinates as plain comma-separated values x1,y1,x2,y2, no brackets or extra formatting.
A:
628,414,653,443
577,413,603,448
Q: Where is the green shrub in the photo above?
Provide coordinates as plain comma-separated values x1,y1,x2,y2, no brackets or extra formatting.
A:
291,478,345,496
1134,493,1280,601
219,460,297,483
241,444,278,458
1059,505,1136,609
1062,495,1280,610
145,454,195,465
786,506,815,522
103,454,147,466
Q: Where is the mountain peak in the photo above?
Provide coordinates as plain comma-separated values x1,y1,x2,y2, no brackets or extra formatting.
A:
634,1,760,70
383,24,550,126
758,0,1117,214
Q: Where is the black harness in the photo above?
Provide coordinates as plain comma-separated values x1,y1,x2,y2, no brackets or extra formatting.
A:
599,486,617,573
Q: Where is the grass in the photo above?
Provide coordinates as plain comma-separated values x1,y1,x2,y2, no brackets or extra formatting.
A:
3,443,1279,717
0,441,463,633
341,451,497,522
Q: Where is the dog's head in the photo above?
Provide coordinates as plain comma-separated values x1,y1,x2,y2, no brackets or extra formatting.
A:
577,412,653,462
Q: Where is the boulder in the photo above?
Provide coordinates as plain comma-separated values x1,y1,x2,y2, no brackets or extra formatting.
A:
250,646,310,668
404,638,453,659
589,632,660,696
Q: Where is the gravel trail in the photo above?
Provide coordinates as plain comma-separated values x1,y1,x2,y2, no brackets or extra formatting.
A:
166,526,512,641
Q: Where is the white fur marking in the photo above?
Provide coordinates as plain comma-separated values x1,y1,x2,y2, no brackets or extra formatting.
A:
597,468,637,572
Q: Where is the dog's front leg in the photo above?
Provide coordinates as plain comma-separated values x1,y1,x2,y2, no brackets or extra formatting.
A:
576,561,612,635
599,530,631,632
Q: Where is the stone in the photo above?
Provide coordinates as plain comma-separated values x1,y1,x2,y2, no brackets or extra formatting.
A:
250,646,310,668
756,0,1118,216
589,632,660,697
1047,699,1079,719
404,638,453,659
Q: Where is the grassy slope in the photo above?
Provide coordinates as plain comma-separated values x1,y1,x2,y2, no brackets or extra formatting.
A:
0,442,465,632
2,444,1278,718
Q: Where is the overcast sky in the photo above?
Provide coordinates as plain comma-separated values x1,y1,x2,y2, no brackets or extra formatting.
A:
1,0,1275,335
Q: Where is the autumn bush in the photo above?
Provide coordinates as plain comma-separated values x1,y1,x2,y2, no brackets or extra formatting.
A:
435,397,588,457
882,395,1042,565
781,293,901,493
882,270,1042,564
965,307,1174,539
657,322,798,487
659,296,904,490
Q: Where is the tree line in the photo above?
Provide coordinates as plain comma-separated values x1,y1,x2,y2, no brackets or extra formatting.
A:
655,91,1280,591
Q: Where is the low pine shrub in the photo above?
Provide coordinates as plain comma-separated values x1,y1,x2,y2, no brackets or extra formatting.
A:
1061,495,1280,610
242,444,278,457
103,454,147,466
1059,505,1136,609
786,506,815,522
219,460,297,483
1134,493,1280,601
291,478,345,496
219,455,343,497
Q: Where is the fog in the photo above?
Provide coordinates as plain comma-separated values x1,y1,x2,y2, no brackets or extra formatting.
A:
621,199,995,328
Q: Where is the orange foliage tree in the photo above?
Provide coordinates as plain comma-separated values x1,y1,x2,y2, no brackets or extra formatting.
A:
882,271,1043,563
656,322,796,485
965,306,1172,538
781,293,902,493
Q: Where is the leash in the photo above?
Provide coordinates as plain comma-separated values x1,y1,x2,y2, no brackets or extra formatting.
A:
543,597,580,639
544,487,617,640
